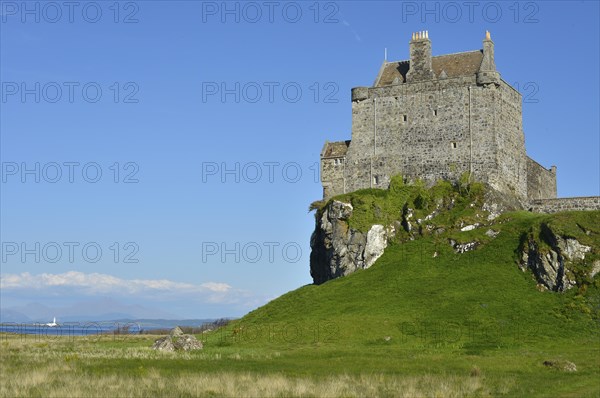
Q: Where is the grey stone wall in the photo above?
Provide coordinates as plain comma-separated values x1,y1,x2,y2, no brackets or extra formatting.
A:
321,157,345,198
345,76,478,193
530,197,600,213
493,80,528,200
527,157,557,200
339,76,528,203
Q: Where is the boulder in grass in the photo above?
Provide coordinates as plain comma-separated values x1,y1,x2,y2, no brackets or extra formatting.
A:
152,336,175,352
173,334,203,351
152,327,203,352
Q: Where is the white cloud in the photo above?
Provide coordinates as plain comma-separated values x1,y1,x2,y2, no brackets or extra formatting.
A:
0,272,278,318
1,271,234,300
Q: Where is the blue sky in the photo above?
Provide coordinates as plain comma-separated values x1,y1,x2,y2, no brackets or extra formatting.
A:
1,1,599,320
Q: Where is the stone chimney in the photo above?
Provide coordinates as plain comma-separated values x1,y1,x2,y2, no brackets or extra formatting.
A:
406,31,434,82
477,30,500,85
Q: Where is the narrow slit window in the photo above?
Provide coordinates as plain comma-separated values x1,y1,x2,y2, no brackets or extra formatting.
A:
403,115,407,122
451,142,457,149
434,109,438,116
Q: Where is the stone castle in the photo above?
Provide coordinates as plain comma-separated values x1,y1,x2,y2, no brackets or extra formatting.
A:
320,31,558,206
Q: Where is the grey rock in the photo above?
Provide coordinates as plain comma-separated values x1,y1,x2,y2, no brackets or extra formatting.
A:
449,239,479,253
170,326,184,337
485,229,499,238
543,360,577,372
520,225,591,291
591,260,600,279
173,334,203,351
364,225,388,268
460,224,478,232
152,336,175,352
555,236,591,261
152,327,203,352
310,201,388,284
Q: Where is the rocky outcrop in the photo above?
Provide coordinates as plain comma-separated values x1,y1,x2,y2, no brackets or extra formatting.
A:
520,224,593,291
449,239,480,253
310,190,598,290
152,327,203,352
482,188,523,220
310,201,388,284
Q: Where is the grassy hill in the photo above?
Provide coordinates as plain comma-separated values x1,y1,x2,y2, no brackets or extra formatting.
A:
213,180,600,396
2,181,599,397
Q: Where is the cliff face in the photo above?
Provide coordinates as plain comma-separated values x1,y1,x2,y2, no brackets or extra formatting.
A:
310,186,600,292
519,224,600,292
309,182,512,285
309,201,389,285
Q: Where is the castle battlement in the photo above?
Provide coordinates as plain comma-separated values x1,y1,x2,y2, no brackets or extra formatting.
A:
320,31,558,206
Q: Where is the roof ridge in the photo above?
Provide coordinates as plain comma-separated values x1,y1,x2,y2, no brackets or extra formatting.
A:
432,49,482,58
386,49,482,65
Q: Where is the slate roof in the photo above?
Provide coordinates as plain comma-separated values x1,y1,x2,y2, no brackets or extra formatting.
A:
375,50,484,87
321,140,351,158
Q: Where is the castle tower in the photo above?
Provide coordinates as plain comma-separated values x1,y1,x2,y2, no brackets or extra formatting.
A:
320,31,556,205
477,31,500,85
406,31,435,82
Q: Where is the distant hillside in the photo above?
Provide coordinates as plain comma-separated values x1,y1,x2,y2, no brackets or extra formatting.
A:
0,309,31,323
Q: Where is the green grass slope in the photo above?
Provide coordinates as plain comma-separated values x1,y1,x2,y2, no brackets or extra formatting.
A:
215,181,600,396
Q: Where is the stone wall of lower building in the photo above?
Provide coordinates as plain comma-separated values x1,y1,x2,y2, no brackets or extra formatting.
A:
527,157,557,200
529,197,600,213
321,157,345,198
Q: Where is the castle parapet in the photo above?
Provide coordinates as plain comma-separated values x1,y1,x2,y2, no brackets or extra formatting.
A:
351,87,369,102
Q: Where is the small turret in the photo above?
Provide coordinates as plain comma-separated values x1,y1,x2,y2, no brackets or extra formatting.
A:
406,31,435,82
477,30,500,86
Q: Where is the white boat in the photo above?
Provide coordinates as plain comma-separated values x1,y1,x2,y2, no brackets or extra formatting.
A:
46,317,58,327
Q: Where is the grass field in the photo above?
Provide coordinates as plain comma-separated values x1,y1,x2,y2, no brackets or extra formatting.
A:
2,183,599,397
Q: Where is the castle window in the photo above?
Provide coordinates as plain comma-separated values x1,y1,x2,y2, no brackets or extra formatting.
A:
373,176,379,185
434,109,438,116
451,142,457,149
403,115,407,122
